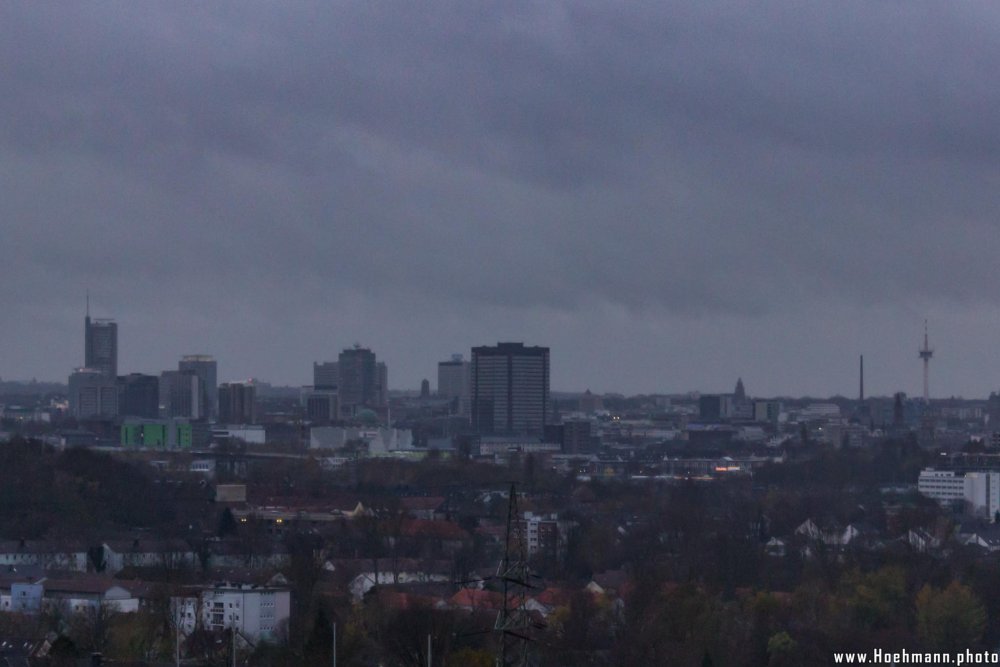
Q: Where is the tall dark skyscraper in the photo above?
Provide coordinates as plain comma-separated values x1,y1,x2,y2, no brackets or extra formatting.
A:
438,353,471,415
117,373,160,419
337,346,387,418
313,361,339,391
179,355,217,418
159,370,202,419
218,381,257,424
84,300,117,378
472,342,550,436
69,367,118,419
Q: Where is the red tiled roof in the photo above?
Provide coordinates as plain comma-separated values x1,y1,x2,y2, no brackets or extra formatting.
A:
532,587,572,608
449,588,503,610
377,590,441,611
42,576,124,595
399,520,469,541
400,497,445,512
253,496,364,512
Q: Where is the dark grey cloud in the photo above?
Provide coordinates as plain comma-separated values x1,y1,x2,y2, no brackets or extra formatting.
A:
3,1,1000,396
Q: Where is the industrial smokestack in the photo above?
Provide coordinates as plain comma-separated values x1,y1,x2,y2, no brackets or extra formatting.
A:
859,355,864,403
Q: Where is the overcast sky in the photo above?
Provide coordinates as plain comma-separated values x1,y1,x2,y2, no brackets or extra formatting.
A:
3,2,1000,398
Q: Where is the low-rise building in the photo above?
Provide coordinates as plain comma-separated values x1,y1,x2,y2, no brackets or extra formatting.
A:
0,541,89,572
0,576,141,615
918,468,1000,518
121,418,194,449
212,425,266,446
101,539,197,574
174,583,290,642
520,512,572,560
309,426,413,453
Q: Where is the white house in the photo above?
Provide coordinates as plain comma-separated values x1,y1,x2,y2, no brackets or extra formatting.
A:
0,577,141,615
101,539,197,574
0,541,89,572
794,519,864,547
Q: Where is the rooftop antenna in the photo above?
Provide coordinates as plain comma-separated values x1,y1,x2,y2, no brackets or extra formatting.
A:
918,320,934,404
86,290,90,318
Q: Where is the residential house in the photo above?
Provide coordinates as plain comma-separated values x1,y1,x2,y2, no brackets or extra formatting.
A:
400,497,446,520
203,539,290,571
101,539,197,574
0,575,142,615
0,541,89,572
448,588,504,612
907,528,942,553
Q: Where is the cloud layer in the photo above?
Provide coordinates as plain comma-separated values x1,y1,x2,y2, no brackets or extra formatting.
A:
3,2,1000,397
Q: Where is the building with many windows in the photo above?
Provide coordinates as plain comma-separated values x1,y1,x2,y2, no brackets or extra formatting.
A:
337,347,388,419
68,368,118,419
302,388,338,423
175,583,290,643
179,355,217,419
438,354,471,416
918,468,1000,518
159,371,202,420
117,373,159,419
313,361,338,391
338,347,376,412
472,342,549,436
85,312,117,378
218,381,256,424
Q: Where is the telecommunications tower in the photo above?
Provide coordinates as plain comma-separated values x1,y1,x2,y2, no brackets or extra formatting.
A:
918,321,933,404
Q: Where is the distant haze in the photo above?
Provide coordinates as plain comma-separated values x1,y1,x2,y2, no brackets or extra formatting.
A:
3,2,1000,398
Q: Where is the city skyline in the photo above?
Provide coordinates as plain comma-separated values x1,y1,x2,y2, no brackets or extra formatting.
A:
3,4,999,664
4,4,1000,398
28,299,976,401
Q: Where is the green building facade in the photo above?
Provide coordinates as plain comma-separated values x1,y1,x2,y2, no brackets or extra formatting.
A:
121,420,192,449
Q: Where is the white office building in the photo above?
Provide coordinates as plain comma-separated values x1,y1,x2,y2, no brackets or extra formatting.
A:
918,468,1000,518
175,583,290,642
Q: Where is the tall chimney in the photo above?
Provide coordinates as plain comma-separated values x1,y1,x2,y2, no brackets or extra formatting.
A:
859,355,864,403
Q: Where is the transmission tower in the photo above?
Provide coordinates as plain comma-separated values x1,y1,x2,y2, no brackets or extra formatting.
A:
919,320,934,403
494,483,533,667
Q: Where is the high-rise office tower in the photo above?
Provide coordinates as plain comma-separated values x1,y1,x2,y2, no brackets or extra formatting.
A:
117,373,160,419
84,301,117,378
562,419,594,454
438,354,471,415
69,368,119,419
159,370,202,419
337,346,385,418
471,342,550,436
218,382,257,424
313,362,339,391
302,389,338,423
179,355,217,419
